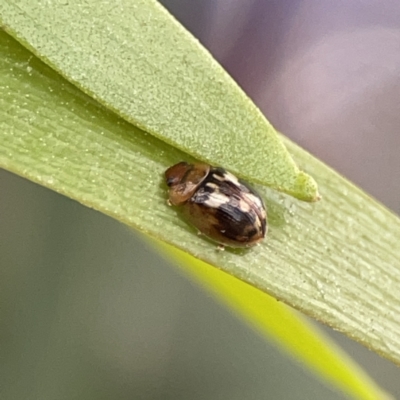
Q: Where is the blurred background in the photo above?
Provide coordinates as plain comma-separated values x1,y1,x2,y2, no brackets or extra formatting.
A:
1,0,400,398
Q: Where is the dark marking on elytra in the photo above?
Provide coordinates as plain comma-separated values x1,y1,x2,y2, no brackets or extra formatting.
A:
165,162,268,248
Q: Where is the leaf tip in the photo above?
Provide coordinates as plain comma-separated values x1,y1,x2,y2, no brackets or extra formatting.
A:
292,171,320,202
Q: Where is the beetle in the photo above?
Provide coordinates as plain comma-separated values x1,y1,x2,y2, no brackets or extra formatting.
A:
165,162,267,248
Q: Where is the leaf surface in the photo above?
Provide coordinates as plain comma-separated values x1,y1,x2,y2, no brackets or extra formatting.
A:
0,5,399,399
0,0,318,201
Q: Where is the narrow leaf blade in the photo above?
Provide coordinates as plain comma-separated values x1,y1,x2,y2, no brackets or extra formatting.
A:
158,241,392,400
0,0,318,201
1,8,400,392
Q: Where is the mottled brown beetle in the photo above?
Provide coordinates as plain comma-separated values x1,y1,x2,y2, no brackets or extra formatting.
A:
165,162,267,248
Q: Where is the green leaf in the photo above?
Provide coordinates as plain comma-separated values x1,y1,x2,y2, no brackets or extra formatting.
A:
158,241,391,400
0,0,318,201
1,1,400,397
0,28,396,399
